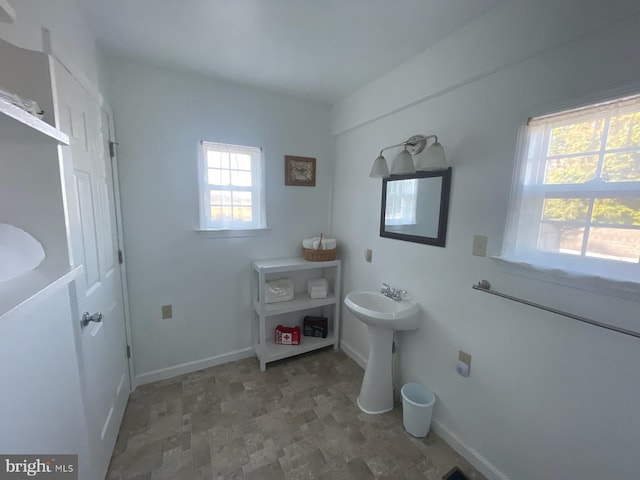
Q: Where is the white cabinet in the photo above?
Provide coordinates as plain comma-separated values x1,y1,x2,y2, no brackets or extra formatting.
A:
251,257,341,371
0,38,82,321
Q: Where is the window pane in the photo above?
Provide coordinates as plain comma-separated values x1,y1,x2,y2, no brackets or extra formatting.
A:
542,198,590,222
605,112,640,150
207,150,229,169
544,155,599,184
210,206,232,222
601,151,640,182
234,207,253,222
232,191,252,206
538,224,584,255
208,168,230,186
231,170,252,187
592,197,640,226
586,227,640,263
230,153,251,171
549,119,604,156
210,190,231,205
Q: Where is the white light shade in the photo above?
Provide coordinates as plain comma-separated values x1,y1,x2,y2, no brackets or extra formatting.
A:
369,155,390,178
416,142,447,171
390,149,416,175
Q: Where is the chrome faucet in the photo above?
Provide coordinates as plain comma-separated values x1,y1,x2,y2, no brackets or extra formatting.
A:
381,283,407,301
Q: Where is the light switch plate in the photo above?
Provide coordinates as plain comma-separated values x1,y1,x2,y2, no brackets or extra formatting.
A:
472,235,488,257
365,248,373,263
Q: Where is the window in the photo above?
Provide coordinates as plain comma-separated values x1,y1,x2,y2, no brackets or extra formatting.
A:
198,141,266,230
504,94,640,283
385,179,418,225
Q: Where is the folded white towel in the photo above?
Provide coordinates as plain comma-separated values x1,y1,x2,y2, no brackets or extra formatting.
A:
302,237,337,250
307,278,328,294
309,290,328,299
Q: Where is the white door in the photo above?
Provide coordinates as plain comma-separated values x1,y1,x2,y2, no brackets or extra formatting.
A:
54,61,131,478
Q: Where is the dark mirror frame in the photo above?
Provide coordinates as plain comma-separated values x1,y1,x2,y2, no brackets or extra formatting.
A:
380,167,452,247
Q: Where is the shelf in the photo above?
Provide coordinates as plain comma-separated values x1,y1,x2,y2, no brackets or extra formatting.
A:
0,262,83,322
252,257,340,274
254,292,336,317
259,335,337,364
0,97,69,145
252,256,341,370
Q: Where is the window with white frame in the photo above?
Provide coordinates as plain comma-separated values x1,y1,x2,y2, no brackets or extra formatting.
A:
503,94,640,283
198,141,266,230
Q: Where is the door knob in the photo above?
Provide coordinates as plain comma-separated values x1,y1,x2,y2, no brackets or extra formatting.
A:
81,311,103,328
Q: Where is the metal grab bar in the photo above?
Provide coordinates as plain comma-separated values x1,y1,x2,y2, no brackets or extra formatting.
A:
472,279,640,340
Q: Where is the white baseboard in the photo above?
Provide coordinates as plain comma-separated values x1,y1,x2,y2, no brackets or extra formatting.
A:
340,340,367,369
134,346,255,387
431,419,510,480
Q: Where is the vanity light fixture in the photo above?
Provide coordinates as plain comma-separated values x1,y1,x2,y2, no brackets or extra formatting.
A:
369,134,447,178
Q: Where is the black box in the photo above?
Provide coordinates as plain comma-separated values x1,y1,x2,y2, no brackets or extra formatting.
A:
303,316,328,338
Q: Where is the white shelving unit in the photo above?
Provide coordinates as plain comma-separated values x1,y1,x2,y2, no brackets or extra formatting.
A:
0,38,78,321
251,257,341,371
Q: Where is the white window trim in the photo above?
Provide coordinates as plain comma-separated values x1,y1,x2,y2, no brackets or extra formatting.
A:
501,93,640,286
197,141,267,232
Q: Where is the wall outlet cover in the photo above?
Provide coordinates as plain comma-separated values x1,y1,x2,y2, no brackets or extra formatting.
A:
161,304,173,319
458,350,472,366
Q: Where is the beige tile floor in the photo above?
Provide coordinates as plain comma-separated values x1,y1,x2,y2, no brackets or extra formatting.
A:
107,348,485,480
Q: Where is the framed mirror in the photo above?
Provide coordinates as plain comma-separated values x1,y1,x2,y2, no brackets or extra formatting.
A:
380,167,452,247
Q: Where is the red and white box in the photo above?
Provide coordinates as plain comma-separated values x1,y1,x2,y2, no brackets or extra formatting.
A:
274,325,300,345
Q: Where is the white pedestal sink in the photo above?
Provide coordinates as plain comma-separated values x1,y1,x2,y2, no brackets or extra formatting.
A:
344,291,420,414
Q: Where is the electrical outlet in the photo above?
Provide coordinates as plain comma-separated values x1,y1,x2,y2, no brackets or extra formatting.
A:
458,350,472,367
472,235,488,257
161,304,173,319
365,248,373,263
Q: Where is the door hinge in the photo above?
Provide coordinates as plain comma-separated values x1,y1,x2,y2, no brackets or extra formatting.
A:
118,249,123,264
126,345,131,358
109,141,119,159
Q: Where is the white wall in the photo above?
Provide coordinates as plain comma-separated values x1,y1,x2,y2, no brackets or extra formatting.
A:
331,2,640,480
102,55,334,382
0,0,102,90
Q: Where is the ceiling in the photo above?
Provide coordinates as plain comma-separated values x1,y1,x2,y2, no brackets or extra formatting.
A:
80,0,503,104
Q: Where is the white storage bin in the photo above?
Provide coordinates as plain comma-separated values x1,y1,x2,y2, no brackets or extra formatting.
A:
264,278,294,303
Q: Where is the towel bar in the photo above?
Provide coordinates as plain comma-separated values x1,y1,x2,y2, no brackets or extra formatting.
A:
472,279,640,340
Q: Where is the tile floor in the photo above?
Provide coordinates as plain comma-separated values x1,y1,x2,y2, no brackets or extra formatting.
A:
107,348,485,480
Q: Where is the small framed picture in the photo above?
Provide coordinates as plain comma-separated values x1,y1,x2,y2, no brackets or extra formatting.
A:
285,155,316,187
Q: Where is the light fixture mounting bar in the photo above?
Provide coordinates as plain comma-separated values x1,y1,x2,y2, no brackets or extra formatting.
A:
378,134,438,156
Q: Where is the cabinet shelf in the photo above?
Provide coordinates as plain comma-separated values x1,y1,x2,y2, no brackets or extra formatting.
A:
260,335,337,364
0,97,69,145
254,292,337,317
252,257,341,370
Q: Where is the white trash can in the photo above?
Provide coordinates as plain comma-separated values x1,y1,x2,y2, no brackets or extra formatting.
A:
401,383,436,437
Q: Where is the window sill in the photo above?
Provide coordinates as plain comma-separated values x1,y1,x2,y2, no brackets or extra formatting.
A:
194,227,270,239
491,256,640,301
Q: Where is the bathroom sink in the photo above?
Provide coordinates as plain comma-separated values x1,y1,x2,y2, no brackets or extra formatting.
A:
344,290,421,414
344,291,420,330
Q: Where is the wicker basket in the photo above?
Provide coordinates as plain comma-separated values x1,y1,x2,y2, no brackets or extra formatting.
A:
302,233,337,261
302,246,337,262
